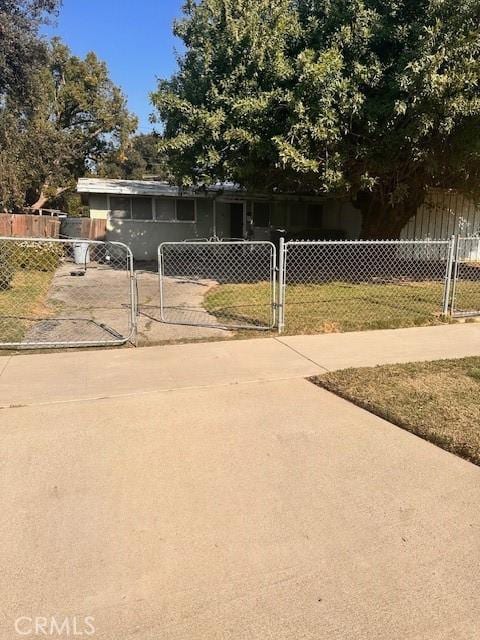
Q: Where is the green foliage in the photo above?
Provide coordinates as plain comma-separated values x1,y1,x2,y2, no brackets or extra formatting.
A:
0,38,137,211
0,240,64,276
98,133,169,180
153,0,480,237
12,241,64,271
0,0,59,103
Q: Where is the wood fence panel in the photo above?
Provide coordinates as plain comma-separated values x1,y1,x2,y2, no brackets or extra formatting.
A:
60,217,106,240
0,214,60,238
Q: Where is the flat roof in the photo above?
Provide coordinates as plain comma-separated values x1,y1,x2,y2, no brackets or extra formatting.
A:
77,178,241,197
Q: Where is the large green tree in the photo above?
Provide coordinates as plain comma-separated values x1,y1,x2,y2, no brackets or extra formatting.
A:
0,39,137,210
153,0,480,238
0,0,59,102
98,132,169,180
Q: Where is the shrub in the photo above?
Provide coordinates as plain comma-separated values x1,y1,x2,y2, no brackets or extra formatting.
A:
12,241,64,272
0,240,65,291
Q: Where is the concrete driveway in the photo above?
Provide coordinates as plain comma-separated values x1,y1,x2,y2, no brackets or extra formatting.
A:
1,326,480,639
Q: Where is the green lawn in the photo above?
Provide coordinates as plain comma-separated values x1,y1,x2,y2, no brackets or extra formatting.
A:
204,280,450,333
313,357,480,465
204,281,275,328
0,270,55,343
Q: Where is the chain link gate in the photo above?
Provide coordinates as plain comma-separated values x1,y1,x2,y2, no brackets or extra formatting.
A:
450,236,480,317
0,237,136,348
278,239,453,334
158,241,277,330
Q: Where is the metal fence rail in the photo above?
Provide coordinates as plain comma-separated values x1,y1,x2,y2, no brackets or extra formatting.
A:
279,240,453,334
158,241,276,330
451,236,480,317
0,237,136,348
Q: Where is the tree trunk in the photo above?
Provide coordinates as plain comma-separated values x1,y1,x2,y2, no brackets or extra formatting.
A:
355,189,425,240
30,191,50,211
30,185,69,211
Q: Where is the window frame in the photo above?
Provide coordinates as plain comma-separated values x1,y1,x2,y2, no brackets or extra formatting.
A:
107,195,197,223
252,201,271,228
154,197,197,223
306,203,324,229
131,196,155,221
108,195,132,220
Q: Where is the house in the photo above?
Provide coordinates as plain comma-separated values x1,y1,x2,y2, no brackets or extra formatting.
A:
77,177,480,260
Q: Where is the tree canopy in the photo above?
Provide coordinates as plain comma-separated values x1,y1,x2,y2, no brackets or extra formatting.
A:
98,133,169,180
0,0,59,102
0,36,137,211
153,0,480,237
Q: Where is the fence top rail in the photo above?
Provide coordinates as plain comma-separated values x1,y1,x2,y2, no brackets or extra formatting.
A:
158,240,276,248
284,239,452,246
0,235,128,248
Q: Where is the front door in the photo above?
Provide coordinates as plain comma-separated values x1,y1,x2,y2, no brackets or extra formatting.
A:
229,203,245,239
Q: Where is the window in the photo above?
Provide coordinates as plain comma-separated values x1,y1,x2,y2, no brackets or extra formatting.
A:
109,195,196,222
110,196,153,220
289,203,324,228
253,202,271,228
289,204,308,227
110,196,131,219
154,197,196,222
155,198,176,221
176,199,195,221
131,197,153,220
307,203,323,228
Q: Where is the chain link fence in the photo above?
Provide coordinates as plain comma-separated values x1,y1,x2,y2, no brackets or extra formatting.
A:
451,237,480,317
0,237,136,348
279,240,453,334
158,241,276,330
1,235,476,348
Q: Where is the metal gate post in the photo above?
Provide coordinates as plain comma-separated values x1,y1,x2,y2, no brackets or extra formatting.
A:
278,237,286,334
442,235,456,316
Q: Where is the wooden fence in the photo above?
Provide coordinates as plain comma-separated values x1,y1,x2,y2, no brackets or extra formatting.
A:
0,214,61,238
60,217,107,240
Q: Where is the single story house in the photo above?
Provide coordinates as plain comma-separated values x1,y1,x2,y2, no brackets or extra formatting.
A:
77,178,480,260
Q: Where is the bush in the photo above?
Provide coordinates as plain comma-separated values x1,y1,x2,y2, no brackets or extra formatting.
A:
0,240,64,291
11,241,64,272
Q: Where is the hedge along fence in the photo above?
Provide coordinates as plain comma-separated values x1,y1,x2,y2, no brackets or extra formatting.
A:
0,214,60,238
0,239,64,290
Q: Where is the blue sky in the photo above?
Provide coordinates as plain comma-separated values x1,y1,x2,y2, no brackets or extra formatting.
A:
43,0,185,132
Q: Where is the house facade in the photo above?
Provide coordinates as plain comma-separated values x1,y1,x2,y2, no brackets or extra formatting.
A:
77,178,480,260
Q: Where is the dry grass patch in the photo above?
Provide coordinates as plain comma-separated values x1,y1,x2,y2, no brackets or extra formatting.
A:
313,357,480,465
204,280,449,334
0,270,56,343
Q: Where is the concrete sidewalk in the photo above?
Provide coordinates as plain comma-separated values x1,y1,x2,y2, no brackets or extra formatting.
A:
0,323,478,407
1,377,480,639
1,324,480,639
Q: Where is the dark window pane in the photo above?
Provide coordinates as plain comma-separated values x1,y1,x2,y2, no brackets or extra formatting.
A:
254,202,270,227
131,197,153,220
110,196,131,219
289,204,307,227
176,199,195,221
307,204,323,228
155,198,175,221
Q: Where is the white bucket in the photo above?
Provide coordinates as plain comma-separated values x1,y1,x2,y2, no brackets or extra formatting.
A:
73,241,90,265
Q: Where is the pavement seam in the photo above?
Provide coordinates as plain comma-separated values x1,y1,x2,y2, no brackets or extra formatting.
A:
0,374,317,410
273,337,330,372
0,356,12,380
